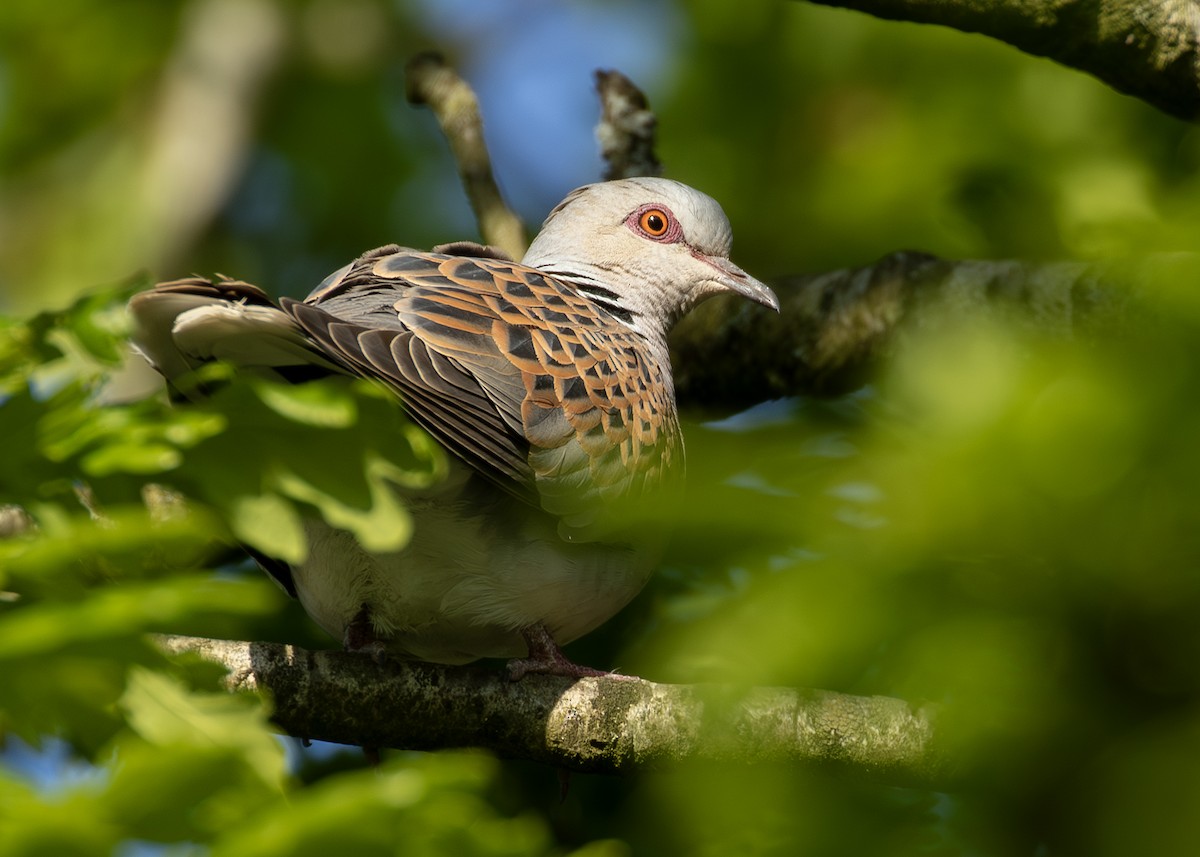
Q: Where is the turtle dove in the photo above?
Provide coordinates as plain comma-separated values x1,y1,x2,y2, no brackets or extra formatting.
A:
129,177,778,677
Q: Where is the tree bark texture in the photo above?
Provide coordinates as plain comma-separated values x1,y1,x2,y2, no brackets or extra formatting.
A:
595,69,663,180
670,251,1193,408
157,635,954,787
405,52,528,260
805,0,1200,121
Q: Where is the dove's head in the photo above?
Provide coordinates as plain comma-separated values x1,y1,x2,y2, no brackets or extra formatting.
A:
522,178,778,335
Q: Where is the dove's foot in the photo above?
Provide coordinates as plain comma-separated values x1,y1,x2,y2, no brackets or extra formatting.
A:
344,603,388,664
506,623,635,681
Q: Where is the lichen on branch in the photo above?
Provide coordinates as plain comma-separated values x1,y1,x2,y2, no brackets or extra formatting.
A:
157,634,954,786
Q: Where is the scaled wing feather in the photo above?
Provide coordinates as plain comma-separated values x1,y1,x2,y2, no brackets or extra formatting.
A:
289,249,682,529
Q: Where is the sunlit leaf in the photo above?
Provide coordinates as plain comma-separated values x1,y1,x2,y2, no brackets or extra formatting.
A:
251,376,357,428
0,774,119,857
212,751,553,857
0,504,223,594
275,456,411,554
120,667,285,790
229,492,306,564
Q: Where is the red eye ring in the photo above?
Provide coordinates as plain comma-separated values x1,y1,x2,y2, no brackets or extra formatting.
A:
639,208,670,236
628,204,680,242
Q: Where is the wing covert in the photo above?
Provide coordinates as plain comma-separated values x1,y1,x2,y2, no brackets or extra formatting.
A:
286,248,683,531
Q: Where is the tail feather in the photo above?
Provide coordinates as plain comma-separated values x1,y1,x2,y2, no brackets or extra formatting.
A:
128,277,342,389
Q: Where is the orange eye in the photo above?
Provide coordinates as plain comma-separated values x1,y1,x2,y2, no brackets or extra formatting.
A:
639,208,670,237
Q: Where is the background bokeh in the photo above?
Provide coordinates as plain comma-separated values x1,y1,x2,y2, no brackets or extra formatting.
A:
4,1,1200,855
5,0,1198,313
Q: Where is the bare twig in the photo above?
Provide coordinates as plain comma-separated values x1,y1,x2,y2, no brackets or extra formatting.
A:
157,634,954,786
803,0,1200,121
405,53,528,260
73,482,113,527
0,505,37,540
594,70,662,180
142,483,190,524
0,505,35,601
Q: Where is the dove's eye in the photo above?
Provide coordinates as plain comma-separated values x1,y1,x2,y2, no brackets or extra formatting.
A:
629,205,679,242
640,209,668,236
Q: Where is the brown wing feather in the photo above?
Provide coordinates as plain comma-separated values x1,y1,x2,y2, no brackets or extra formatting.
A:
146,275,276,305
288,248,682,531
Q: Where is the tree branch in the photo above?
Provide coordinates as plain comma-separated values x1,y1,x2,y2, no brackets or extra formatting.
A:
804,0,1200,121
594,69,663,180
398,58,1186,410
405,52,528,260
103,55,1189,786
157,634,953,786
670,251,1192,407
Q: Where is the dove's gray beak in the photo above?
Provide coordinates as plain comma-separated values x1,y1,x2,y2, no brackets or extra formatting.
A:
706,256,781,312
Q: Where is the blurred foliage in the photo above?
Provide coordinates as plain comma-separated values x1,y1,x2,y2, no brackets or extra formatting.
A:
664,0,1200,275
625,276,1200,854
4,0,1200,856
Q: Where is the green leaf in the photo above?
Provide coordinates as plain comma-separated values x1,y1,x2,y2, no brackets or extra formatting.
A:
274,452,412,554
251,377,357,427
0,773,119,857
0,504,224,594
0,576,277,661
0,575,280,753
229,492,306,564
212,751,553,857
120,667,286,788
80,440,182,475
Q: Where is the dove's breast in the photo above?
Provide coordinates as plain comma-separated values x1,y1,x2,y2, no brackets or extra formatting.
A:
290,464,656,663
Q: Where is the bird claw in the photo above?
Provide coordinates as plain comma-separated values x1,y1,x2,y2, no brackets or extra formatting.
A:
355,640,389,665
506,623,636,681
506,655,611,681
344,604,389,664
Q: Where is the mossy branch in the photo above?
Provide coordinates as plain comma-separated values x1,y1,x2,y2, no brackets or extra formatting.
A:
158,634,953,787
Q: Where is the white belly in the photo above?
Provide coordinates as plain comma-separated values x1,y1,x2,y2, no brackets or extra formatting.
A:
289,474,656,664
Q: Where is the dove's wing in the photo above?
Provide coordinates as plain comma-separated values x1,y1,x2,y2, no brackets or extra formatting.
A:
284,245,683,532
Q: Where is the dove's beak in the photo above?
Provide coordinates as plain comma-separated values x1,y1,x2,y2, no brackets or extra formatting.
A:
703,255,780,312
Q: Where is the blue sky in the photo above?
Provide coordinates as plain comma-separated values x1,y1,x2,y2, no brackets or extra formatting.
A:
411,0,682,218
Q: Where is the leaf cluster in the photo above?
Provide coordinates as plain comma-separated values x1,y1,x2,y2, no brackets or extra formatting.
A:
0,286,593,857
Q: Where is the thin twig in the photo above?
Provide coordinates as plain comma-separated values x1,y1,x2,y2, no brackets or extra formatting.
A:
594,69,662,180
0,505,37,539
405,52,528,260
